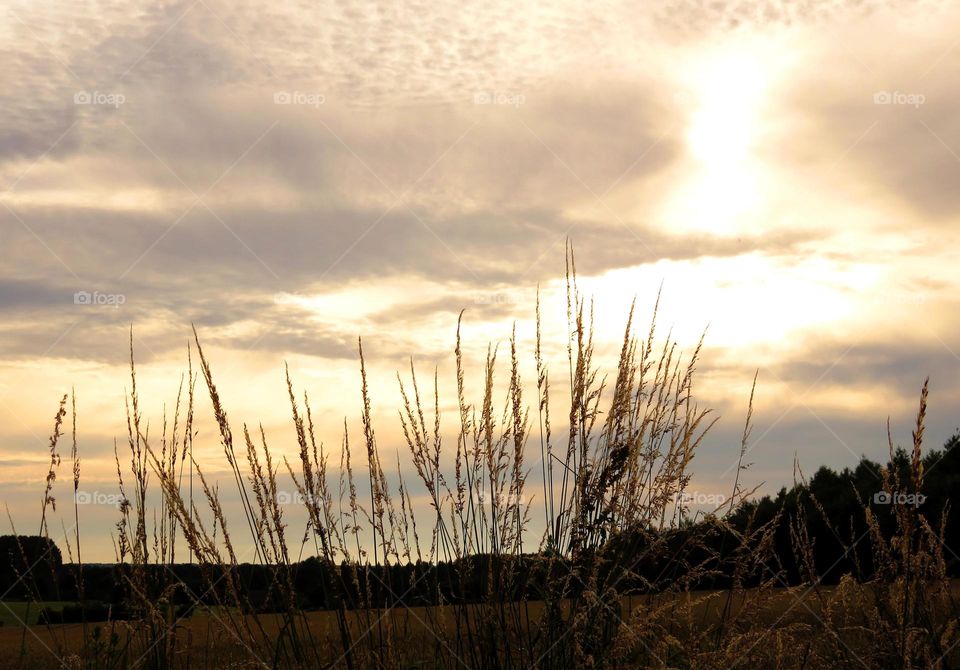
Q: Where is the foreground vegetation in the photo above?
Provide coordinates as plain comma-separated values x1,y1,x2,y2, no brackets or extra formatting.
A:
4,248,959,668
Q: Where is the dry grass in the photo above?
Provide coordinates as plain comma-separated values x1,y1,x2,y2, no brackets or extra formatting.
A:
9,244,959,669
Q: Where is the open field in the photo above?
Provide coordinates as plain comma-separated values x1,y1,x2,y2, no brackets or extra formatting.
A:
0,602,72,628
4,582,960,668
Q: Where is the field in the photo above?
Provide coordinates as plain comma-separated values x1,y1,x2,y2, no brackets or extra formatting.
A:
6,584,959,668
0,602,73,627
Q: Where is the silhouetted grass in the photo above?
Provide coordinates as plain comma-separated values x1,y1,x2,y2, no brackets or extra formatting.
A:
7,244,959,669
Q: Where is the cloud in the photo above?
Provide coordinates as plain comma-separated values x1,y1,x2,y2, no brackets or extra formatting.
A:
770,337,960,398
775,3,960,222
653,0,944,37
2,2,959,561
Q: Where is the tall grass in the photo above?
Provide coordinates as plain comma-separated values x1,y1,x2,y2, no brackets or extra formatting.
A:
9,246,959,669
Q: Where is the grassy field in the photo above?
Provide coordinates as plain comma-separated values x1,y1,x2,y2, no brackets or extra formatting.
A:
0,602,72,627
3,582,959,667
0,589,858,666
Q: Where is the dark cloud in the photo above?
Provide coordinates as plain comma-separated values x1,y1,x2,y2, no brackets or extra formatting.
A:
0,198,821,364
769,337,960,395
0,278,78,311
2,0,841,372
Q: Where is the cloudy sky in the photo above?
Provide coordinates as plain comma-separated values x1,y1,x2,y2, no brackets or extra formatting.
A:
2,0,959,560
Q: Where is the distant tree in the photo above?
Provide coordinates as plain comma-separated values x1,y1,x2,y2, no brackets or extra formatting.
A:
0,535,63,599
724,430,960,583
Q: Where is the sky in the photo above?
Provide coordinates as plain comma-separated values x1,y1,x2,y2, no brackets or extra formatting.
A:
1,0,959,561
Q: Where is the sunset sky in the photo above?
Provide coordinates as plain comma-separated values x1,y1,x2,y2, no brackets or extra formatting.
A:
2,0,959,560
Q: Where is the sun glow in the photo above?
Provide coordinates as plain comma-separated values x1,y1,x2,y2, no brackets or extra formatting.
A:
686,50,766,168
660,41,785,236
